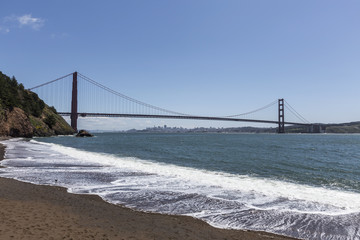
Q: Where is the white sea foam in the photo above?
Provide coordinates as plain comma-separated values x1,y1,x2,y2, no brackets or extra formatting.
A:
2,138,360,239
14,139,360,215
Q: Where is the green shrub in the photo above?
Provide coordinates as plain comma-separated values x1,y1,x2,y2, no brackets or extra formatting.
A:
49,106,57,114
0,71,45,117
44,115,56,129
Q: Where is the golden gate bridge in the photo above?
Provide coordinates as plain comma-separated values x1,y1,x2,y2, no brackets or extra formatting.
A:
29,72,314,133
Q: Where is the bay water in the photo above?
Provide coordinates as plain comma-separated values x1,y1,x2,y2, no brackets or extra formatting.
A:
1,133,360,239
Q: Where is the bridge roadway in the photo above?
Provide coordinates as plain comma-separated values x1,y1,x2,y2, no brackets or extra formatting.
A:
58,112,310,126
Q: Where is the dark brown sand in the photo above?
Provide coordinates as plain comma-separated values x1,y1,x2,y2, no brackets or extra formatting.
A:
0,142,297,240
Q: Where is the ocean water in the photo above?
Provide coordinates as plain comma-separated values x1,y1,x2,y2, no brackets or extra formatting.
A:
1,133,360,240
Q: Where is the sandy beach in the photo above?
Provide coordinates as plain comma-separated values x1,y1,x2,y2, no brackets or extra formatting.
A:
0,142,297,240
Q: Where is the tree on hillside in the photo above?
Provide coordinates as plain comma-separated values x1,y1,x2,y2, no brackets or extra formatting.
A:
44,115,56,128
0,71,45,117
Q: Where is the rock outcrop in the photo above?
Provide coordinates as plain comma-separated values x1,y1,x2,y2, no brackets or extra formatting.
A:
0,107,34,137
76,130,93,137
0,106,75,138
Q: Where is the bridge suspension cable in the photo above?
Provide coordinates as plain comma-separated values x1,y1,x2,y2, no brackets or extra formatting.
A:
78,73,282,119
77,73,189,116
28,73,73,90
221,100,278,118
284,100,310,124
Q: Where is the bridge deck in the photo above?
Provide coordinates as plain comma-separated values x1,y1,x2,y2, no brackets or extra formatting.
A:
58,112,310,126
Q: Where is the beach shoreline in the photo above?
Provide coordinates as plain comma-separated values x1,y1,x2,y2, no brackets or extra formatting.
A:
0,141,298,240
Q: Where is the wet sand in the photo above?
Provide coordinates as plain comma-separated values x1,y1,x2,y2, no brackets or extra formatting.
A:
0,144,5,161
0,142,297,240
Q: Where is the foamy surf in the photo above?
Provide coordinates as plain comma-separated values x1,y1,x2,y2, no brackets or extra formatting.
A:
32,139,360,215
1,137,360,240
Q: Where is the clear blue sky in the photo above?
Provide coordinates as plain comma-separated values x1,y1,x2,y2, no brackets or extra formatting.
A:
1,1,360,130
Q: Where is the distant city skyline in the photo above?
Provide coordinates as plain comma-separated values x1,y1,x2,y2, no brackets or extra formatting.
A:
1,1,359,130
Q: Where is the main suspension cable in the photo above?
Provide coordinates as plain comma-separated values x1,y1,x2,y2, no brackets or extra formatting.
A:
29,73,73,90
221,100,278,118
78,73,189,116
284,100,310,123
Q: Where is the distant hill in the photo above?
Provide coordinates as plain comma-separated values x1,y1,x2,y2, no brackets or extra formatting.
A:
127,122,360,134
322,122,360,133
0,71,75,137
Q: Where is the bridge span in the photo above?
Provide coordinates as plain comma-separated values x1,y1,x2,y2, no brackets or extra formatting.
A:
58,112,311,127
30,71,313,133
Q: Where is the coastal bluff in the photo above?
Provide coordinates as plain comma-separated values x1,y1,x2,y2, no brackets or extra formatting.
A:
0,71,75,138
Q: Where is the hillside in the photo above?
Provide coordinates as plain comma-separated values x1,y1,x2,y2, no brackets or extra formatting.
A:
0,71,75,137
322,122,360,133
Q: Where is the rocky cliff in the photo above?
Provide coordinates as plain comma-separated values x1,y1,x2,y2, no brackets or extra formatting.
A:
0,71,75,138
